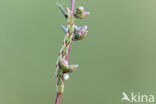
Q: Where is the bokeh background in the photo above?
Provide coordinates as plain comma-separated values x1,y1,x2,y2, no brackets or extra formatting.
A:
0,0,156,104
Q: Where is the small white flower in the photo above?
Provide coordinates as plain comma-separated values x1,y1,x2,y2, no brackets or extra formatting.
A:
63,73,70,80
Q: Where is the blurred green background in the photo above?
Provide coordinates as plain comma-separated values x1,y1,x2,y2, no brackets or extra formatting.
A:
0,0,156,104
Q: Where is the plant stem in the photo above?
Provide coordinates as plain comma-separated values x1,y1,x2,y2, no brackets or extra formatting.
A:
55,93,62,104
71,0,75,12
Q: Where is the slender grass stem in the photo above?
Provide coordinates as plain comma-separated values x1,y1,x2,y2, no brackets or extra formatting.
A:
71,0,75,12
55,93,61,104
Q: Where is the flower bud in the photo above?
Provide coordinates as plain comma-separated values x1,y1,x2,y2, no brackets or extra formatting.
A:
75,7,90,19
63,73,70,80
75,5,90,19
81,11,90,18
73,31,88,41
73,25,88,41
65,7,71,15
77,6,84,12
58,58,68,70
77,25,88,32
79,31,88,38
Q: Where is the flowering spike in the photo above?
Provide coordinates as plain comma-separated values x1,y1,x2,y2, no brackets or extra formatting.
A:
55,0,90,103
